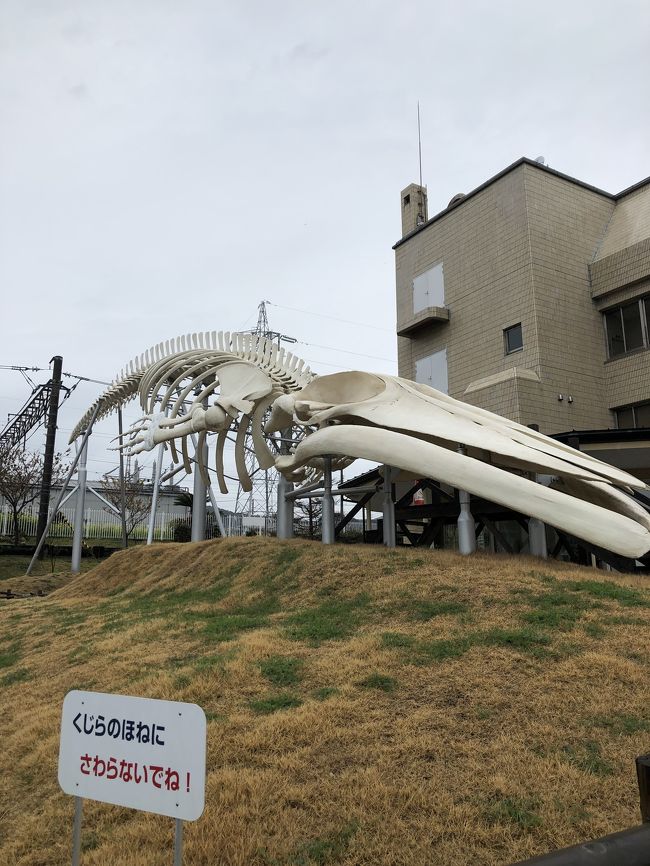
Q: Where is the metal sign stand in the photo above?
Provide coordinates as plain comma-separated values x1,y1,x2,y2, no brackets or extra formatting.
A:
72,797,83,866
70,803,184,865
174,819,183,865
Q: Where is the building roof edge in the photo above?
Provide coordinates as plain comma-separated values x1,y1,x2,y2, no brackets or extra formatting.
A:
615,175,650,200
393,157,617,250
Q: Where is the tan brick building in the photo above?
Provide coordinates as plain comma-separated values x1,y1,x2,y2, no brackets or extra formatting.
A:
394,157,650,478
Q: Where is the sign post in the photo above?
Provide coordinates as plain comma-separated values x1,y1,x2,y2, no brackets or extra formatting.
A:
58,690,206,863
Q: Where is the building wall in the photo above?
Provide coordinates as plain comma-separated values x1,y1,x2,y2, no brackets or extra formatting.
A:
395,162,650,436
523,165,615,432
396,166,538,414
590,184,650,414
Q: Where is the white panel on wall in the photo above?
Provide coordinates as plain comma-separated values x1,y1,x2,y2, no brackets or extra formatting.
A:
415,348,448,394
413,262,444,313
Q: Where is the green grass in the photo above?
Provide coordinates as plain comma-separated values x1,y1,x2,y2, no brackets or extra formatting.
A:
284,594,371,645
288,822,358,865
193,650,237,672
357,673,397,692
202,608,274,643
561,579,649,608
484,796,541,830
312,687,339,701
0,642,21,669
380,632,416,649
561,741,614,776
586,714,650,736
582,622,607,639
405,599,468,621
412,637,470,663
259,656,303,687
481,627,552,653
1,668,30,687
520,590,590,631
383,627,552,665
249,693,303,715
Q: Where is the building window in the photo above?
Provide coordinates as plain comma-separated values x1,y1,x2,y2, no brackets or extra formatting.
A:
415,348,448,394
413,262,444,313
504,323,523,354
604,298,649,358
615,401,650,429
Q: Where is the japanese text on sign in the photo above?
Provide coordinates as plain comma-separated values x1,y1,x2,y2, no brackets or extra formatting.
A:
58,690,206,821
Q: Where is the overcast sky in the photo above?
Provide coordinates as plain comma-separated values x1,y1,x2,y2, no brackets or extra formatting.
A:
1,0,649,501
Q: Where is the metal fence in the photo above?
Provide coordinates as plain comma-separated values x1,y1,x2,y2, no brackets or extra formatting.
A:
0,505,280,542
0,505,367,544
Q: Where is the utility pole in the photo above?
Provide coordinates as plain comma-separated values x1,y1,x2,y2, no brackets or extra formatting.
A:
35,355,63,554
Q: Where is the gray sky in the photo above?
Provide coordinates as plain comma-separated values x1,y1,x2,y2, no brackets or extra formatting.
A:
1,0,649,500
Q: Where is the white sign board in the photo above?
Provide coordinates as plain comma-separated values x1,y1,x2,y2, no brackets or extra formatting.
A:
58,690,206,821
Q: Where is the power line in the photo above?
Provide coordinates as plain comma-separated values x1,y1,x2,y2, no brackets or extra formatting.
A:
266,301,393,333
296,340,396,364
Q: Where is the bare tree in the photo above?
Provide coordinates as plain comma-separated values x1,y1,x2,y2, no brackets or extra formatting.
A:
0,446,66,546
101,469,151,545
294,496,322,539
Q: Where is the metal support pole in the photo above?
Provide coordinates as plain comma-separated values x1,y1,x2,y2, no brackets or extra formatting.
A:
528,517,548,558
26,405,99,575
509,824,650,865
528,473,548,557
191,438,207,542
276,428,294,540
456,446,476,555
382,465,396,548
117,408,129,548
638,753,650,823
321,456,335,544
174,818,183,866
276,473,294,539
36,355,63,552
71,796,83,866
71,439,89,574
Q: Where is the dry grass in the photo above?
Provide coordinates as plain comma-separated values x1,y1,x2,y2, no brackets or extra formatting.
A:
0,554,98,596
0,537,649,866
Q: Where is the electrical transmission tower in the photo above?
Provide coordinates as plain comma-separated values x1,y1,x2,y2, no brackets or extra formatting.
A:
234,301,297,520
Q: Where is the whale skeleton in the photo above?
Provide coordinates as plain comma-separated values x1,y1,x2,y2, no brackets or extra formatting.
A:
71,333,650,559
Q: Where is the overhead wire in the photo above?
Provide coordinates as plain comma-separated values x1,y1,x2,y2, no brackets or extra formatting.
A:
296,340,395,364
266,301,393,333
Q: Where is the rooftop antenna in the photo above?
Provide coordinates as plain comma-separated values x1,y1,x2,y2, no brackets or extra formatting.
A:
416,101,426,226
417,100,423,189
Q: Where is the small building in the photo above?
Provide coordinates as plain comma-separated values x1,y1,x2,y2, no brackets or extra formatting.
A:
395,157,650,482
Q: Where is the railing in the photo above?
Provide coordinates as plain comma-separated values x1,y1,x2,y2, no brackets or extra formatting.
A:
0,506,279,542
509,754,650,865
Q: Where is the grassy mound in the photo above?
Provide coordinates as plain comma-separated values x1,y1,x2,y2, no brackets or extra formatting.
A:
0,538,649,865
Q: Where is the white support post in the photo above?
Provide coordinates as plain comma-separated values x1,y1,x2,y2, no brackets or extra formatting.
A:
321,456,335,545
26,404,99,576
382,465,396,548
456,445,476,555
71,441,89,574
